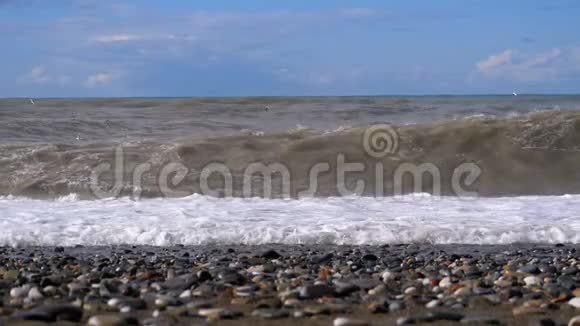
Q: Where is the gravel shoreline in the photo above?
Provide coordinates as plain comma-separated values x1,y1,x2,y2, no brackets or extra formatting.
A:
1,244,580,325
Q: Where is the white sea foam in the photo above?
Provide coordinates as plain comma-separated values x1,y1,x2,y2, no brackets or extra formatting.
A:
1,194,579,246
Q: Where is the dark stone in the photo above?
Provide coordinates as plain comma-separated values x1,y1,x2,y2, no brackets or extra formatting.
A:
217,270,246,285
300,284,335,299
125,298,147,310
163,274,197,290
400,311,465,324
429,311,464,322
518,265,541,274
13,304,83,322
362,254,379,261
538,264,557,274
529,318,556,326
310,253,334,264
557,275,578,290
196,270,212,282
563,266,579,276
261,249,282,260
460,316,502,324
500,288,523,300
334,281,360,297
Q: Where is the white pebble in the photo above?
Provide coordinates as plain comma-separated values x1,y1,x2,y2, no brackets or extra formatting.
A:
426,299,440,309
453,287,472,296
569,315,580,326
368,285,385,296
439,277,452,288
120,306,131,313
42,286,57,295
107,298,121,307
381,270,394,281
154,297,169,307
404,287,417,295
524,276,542,286
27,287,43,301
569,297,580,309
334,317,370,326
10,285,31,298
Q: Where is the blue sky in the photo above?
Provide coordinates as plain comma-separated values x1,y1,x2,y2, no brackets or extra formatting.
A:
1,0,579,97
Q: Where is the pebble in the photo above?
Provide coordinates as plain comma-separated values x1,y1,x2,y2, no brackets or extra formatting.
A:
10,285,31,298
335,281,360,296
460,316,502,324
251,308,290,319
439,276,453,288
2,244,580,326
570,298,580,308
530,318,557,326
27,287,44,301
88,314,139,326
404,286,417,295
382,270,395,281
519,265,542,274
262,249,282,259
389,301,405,312
397,311,465,325
198,308,243,320
426,300,441,308
453,287,473,296
13,304,83,323
569,316,580,326
524,276,542,286
299,284,335,299
334,317,371,326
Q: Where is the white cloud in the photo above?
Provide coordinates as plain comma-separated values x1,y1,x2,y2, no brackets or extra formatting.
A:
475,48,573,82
92,33,184,43
27,66,70,85
476,50,514,76
85,71,121,87
29,66,51,84
93,34,144,43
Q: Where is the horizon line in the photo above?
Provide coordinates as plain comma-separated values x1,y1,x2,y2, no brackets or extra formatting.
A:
2,93,580,100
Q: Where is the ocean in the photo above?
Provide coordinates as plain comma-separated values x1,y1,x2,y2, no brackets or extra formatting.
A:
1,95,580,246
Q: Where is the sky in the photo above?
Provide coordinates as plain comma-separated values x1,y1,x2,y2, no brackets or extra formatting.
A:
1,0,579,97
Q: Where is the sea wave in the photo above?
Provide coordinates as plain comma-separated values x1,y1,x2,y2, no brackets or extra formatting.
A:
1,110,580,198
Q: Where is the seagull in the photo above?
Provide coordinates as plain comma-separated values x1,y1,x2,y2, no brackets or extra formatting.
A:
265,105,270,111
29,99,35,105
512,92,518,97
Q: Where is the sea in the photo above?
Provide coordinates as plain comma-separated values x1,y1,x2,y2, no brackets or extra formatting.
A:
1,95,580,246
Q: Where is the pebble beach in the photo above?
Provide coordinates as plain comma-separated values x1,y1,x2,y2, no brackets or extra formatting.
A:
2,244,580,326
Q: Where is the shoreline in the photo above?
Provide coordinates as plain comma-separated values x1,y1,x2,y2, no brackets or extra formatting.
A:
1,244,579,325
